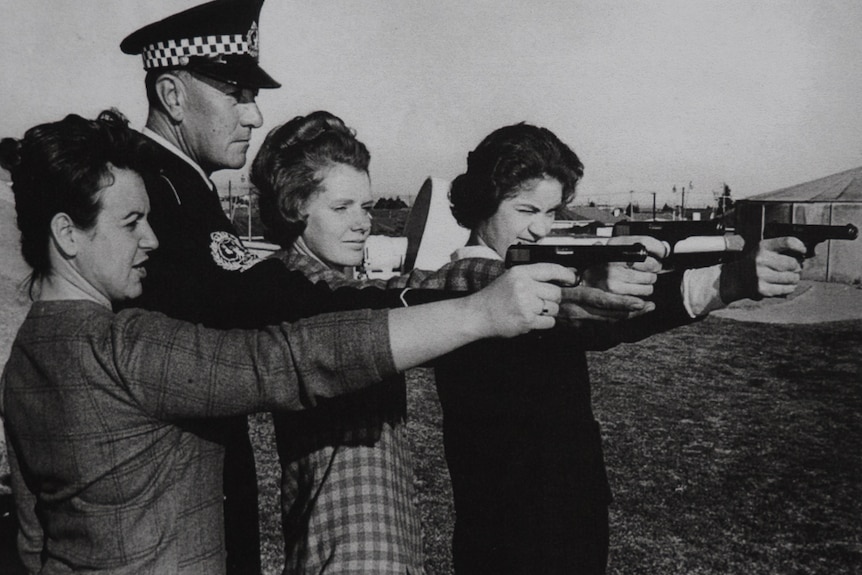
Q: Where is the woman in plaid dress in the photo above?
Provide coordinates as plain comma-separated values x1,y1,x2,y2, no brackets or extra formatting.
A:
252,111,427,574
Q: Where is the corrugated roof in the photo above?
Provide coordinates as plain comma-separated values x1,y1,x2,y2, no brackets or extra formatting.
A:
745,165,862,203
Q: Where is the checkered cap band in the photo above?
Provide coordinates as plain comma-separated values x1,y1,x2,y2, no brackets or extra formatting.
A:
142,34,250,69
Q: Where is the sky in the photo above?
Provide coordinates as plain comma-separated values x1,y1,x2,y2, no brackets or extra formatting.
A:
2,0,861,208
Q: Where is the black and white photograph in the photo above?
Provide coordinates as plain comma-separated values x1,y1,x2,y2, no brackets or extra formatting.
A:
1,1,860,573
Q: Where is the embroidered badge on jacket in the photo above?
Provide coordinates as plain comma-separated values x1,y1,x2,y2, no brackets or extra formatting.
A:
209,231,260,272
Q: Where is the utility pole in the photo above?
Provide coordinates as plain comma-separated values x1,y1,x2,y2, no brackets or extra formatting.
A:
651,192,657,220
681,186,686,220
672,185,677,220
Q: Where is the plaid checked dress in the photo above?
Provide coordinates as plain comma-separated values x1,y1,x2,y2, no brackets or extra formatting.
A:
272,248,517,574
273,249,426,575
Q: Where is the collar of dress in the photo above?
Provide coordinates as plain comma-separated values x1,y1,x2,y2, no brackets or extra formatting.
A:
451,242,502,262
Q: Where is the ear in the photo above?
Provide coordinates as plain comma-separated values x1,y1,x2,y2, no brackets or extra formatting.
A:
153,72,186,123
50,212,80,258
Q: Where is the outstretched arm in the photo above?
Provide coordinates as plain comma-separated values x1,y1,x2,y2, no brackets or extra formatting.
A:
388,263,575,369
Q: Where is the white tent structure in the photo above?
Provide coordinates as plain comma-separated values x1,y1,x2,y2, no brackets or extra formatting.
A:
734,166,862,284
402,178,469,271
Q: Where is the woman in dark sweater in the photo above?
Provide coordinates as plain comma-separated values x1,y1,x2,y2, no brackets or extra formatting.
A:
428,123,804,574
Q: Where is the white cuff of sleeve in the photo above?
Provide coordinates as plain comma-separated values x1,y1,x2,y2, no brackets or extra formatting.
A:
399,288,412,308
681,265,726,318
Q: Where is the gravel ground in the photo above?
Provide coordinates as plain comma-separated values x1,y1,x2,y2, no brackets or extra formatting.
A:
713,279,862,324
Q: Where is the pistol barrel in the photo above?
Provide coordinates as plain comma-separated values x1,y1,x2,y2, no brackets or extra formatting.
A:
763,222,858,241
505,243,648,270
762,222,858,258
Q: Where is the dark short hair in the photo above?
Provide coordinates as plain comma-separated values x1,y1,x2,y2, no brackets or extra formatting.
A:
0,109,152,297
449,123,584,230
250,110,370,248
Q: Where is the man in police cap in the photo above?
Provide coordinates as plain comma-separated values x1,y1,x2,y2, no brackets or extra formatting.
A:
119,3,498,573
121,2,279,573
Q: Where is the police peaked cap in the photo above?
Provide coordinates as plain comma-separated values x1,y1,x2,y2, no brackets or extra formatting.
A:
120,0,280,89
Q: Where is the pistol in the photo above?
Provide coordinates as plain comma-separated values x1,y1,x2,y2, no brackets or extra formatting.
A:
762,222,858,258
505,243,648,270
612,219,740,268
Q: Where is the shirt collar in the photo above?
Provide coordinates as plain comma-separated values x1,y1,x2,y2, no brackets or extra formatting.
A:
291,237,355,276
451,233,503,261
141,127,214,191
292,236,326,265
451,244,502,261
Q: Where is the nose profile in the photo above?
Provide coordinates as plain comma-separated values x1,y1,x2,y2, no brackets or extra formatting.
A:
140,221,160,251
528,217,553,241
242,102,264,129
353,209,372,233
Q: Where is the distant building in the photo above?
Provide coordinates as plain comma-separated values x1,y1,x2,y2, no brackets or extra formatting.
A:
373,196,409,210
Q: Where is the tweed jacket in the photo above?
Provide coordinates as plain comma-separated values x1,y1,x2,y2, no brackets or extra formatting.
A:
0,300,395,575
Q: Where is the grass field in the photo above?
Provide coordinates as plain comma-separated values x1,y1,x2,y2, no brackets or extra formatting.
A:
242,316,862,575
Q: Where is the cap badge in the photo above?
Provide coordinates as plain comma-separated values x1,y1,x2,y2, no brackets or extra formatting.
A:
247,21,259,60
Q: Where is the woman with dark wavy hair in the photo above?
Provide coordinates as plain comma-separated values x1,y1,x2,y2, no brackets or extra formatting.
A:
437,123,619,574
434,123,804,574
448,123,583,233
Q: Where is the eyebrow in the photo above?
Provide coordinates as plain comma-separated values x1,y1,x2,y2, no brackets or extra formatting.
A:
330,198,355,205
513,201,553,210
119,210,146,221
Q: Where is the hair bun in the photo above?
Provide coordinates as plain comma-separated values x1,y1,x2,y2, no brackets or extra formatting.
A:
0,137,22,173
